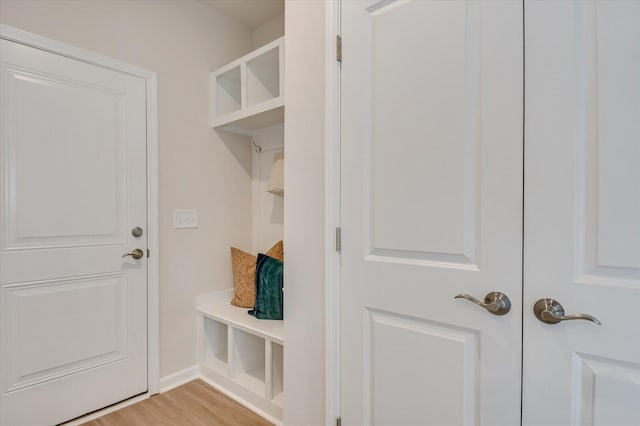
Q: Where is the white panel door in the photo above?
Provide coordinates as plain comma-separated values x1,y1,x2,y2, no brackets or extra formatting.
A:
340,1,523,425
523,1,640,425
0,39,148,425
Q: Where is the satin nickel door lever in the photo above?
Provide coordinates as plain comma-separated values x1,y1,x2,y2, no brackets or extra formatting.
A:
533,298,601,325
123,249,144,260
454,291,512,316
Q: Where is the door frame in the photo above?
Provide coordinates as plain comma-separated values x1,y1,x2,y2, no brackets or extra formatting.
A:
324,1,341,425
0,23,160,396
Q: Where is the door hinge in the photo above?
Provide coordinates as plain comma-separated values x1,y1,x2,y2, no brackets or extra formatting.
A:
336,35,342,63
336,417,342,426
147,249,150,258
335,227,342,252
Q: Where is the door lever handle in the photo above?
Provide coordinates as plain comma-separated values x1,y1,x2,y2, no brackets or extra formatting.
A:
454,292,511,316
123,248,144,260
533,298,601,325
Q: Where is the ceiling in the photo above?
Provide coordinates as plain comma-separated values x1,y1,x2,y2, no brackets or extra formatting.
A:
203,0,284,29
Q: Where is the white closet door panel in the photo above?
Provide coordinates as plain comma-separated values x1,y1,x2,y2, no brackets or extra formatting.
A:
341,1,523,425
369,0,472,260
524,2,640,425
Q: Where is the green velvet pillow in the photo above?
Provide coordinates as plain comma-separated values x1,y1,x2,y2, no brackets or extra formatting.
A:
249,253,283,320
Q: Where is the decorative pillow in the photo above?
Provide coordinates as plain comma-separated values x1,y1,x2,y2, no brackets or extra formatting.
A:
249,253,283,320
267,240,284,262
230,241,283,307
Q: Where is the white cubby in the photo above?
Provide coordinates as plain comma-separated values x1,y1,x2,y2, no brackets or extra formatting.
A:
247,46,280,107
210,37,284,134
270,342,284,407
202,318,228,374
233,328,266,396
215,66,241,117
198,300,283,424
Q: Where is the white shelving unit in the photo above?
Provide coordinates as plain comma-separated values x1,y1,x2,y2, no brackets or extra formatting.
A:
211,37,284,134
198,301,284,423
202,35,286,425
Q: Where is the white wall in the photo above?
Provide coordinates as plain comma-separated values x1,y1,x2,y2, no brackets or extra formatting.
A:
0,0,254,378
248,13,285,255
251,124,284,254
284,1,327,424
251,13,284,50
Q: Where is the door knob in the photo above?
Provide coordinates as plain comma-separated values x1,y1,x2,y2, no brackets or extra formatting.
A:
454,291,511,316
122,249,144,260
533,298,601,325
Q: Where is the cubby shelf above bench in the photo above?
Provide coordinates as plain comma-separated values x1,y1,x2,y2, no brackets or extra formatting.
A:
210,37,284,135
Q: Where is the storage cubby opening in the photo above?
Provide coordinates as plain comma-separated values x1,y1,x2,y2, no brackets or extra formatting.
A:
247,47,280,107
203,318,228,368
216,66,241,117
234,328,266,395
271,341,284,405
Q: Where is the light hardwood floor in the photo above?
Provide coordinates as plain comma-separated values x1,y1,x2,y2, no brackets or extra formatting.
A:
81,380,273,426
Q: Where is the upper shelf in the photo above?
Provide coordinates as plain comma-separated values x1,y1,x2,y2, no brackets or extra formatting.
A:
211,37,284,135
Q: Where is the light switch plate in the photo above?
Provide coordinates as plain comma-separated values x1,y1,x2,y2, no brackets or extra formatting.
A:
173,209,198,229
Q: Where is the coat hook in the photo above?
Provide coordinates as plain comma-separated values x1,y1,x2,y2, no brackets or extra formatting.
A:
252,140,262,153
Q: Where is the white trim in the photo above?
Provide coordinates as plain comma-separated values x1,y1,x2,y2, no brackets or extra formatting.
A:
159,365,200,393
324,1,342,425
0,25,154,78
0,22,161,396
146,72,161,395
198,374,283,426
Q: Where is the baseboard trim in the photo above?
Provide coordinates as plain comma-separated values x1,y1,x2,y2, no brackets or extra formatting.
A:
198,374,282,426
159,364,200,393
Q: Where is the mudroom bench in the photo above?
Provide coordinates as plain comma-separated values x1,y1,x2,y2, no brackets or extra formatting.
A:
197,292,283,425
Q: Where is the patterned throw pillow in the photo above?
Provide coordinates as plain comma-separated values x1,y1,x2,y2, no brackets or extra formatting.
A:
230,241,283,307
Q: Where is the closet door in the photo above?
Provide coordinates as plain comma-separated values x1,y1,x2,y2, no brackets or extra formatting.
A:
340,1,523,424
524,1,640,425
